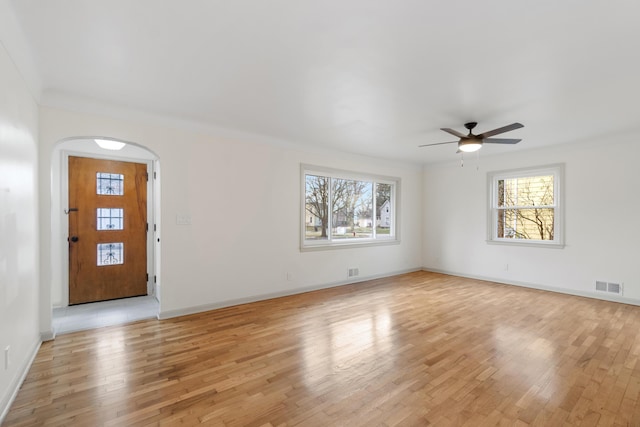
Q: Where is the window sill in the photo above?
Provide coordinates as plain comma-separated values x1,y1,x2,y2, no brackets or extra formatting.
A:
301,238,400,252
486,239,565,249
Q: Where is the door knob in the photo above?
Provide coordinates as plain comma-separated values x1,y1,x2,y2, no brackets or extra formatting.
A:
69,236,79,242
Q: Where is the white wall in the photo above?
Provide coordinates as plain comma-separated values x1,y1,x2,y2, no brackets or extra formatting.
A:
38,107,423,319
0,31,40,422
423,136,640,302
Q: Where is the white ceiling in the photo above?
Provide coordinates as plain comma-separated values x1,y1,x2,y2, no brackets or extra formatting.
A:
7,0,640,164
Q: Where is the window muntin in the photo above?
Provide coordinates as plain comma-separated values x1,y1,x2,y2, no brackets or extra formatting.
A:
97,208,124,230
97,242,124,266
488,165,563,247
96,172,124,195
302,166,398,249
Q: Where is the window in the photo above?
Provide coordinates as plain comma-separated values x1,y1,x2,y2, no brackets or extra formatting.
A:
97,208,124,230
488,164,563,247
97,242,124,266
96,172,124,195
302,165,399,249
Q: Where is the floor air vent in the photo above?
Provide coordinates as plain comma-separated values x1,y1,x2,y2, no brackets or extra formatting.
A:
596,280,623,295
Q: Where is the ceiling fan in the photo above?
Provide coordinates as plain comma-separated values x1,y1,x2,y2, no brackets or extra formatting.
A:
419,122,524,153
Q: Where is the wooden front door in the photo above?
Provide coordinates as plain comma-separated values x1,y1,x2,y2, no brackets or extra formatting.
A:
68,156,148,305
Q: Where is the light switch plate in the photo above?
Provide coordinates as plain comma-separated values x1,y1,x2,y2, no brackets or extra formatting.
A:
176,214,192,225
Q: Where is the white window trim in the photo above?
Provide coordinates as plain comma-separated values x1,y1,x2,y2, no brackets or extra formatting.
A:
301,164,401,251
487,164,564,248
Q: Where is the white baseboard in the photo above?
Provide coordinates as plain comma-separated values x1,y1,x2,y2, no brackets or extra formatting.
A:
158,268,421,320
41,330,55,341
423,267,640,307
0,338,42,425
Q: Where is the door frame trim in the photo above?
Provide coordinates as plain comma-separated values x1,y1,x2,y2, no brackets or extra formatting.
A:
60,150,156,306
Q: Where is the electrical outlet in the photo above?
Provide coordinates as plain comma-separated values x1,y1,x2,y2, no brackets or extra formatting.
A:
286,272,293,281
504,264,509,271
4,346,9,370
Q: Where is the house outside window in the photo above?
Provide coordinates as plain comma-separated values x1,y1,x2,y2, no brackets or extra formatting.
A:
487,164,564,247
301,165,399,250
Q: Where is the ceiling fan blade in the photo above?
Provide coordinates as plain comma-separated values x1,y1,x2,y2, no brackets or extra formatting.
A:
418,141,458,147
440,128,467,138
478,123,524,138
484,138,521,144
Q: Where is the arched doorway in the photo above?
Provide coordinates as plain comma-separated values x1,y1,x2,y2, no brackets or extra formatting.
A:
50,137,160,335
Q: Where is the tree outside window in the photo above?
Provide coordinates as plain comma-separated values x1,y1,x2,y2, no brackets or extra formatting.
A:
303,168,398,247
498,175,554,240
489,165,563,247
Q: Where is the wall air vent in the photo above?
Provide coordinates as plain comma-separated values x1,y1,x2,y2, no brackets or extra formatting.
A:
607,282,622,295
595,280,623,295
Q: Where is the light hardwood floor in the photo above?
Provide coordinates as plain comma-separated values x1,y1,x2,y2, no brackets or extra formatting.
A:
5,271,640,426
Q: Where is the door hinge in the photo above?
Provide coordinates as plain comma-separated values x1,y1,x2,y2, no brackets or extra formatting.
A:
146,273,149,281
153,223,157,232
154,275,157,283
153,171,157,179
146,223,149,232
146,172,149,182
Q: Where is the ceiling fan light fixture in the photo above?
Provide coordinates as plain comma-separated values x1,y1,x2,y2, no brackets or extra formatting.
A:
95,139,126,150
458,140,482,153
419,122,523,154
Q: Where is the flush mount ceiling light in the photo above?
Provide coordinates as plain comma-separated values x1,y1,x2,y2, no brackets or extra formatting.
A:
95,139,126,150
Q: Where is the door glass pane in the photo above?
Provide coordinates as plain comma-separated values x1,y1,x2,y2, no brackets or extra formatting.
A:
97,208,124,230
97,243,124,266
96,173,124,195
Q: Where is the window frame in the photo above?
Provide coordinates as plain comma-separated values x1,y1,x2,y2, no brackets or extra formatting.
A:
301,164,400,251
487,164,564,248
